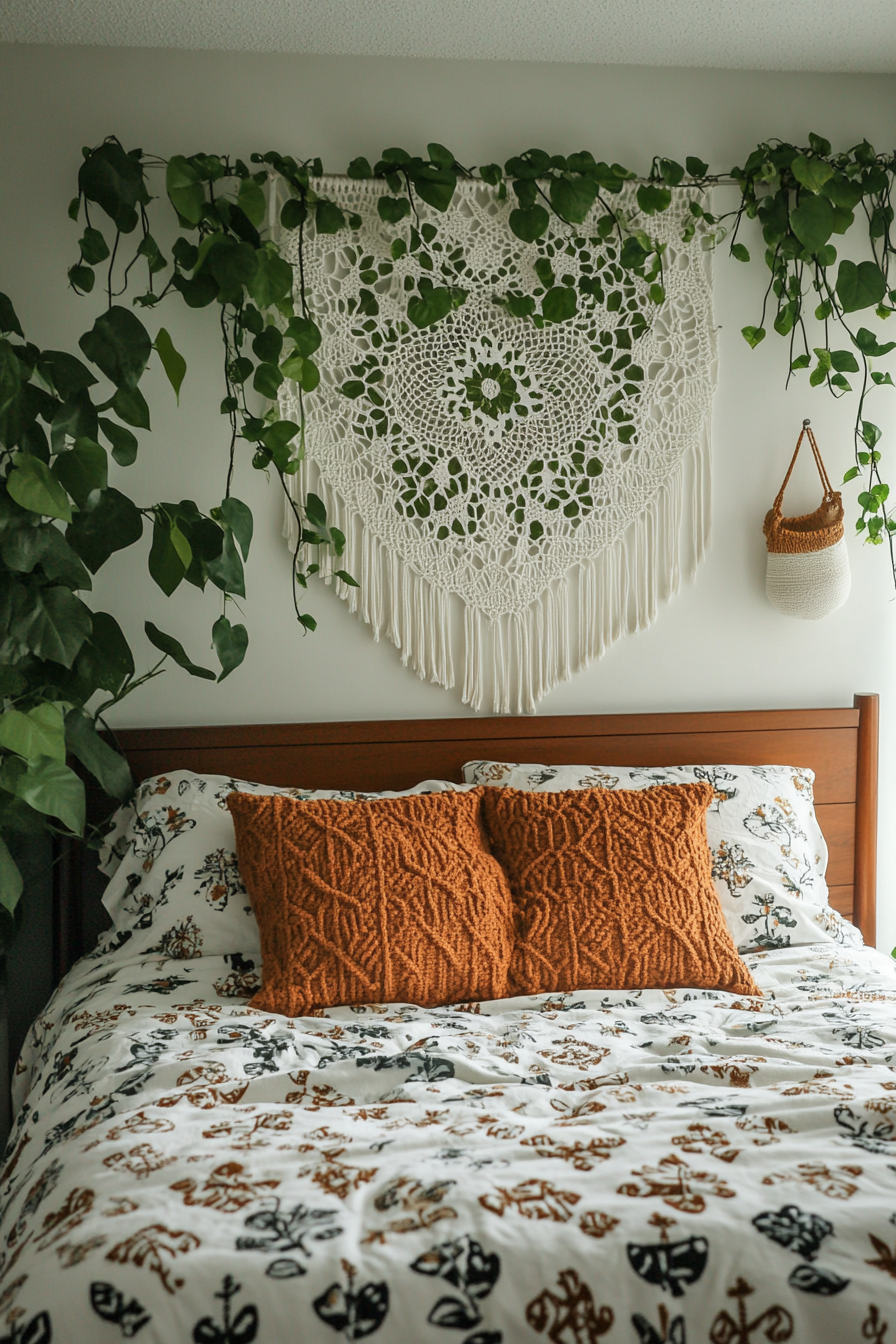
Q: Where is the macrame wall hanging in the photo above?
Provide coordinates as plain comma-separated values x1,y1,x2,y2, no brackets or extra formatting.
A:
278,179,717,713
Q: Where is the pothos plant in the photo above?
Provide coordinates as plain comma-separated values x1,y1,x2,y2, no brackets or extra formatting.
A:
0,131,893,936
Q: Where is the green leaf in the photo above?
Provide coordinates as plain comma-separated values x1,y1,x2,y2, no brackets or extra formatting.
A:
550,175,597,223
52,438,108,506
790,193,835,252
0,837,22,915
508,206,549,243
0,293,24,338
280,197,307,231
8,455,72,522
66,487,143,572
64,709,132,801
861,421,882,448
334,569,359,587
237,177,266,227
111,385,151,430
1,520,91,589
68,265,95,294
427,142,456,169
79,306,152,390
830,349,860,373
0,755,85,835
730,243,750,262
37,350,97,401
541,287,578,323
686,156,710,177
246,248,294,310
304,492,328,531
347,157,373,179
98,417,138,467
315,200,347,234
252,326,283,363
407,286,453,329
741,326,766,349
166,154,205,225
149,513,186,596
0,703,66,762
659,158,685,187
220,497,254,561
285,315,321,357
377,196,411,226
837,259,887,313
73,611,134,693
15,585,92,667
253,362,284,399
854,327,896,357
413,167,457,213
205,527,245,597
843,465,861,482
79,226,109,265
791,155,834,192
144,621,215,679
212,614,249,681
78,141,146,232
340,380,365,399
153,328,187,403
637,184,672,214
790,353,811,370
506,294,536,319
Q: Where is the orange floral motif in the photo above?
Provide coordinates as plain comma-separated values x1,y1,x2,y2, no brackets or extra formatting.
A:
480,1180,581,1223
34,1189,95,1252
618,1154,736,1214
284,1070,351,1109
866,1233,896,1280
708,1277,793,1344
671,1124,741,1164
363,1178,457,1243
734,1115,794,1146
296,1145,377,1202
698,1058,761,1088
103,1144,177,1181
171,1162,279,1214
526,1268,614,1344
539,1039,611,1071
862,1305,889,1343
577,1211,619,1240
56,1235,106,1267
761,1162,862,1200
521,1134,625,1170
106,1223,200,1294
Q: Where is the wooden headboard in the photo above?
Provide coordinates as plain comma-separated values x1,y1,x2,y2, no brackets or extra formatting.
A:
59,698,881,951
58,694,879,973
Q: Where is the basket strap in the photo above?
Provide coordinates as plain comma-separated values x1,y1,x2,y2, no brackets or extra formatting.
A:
773,422,836,515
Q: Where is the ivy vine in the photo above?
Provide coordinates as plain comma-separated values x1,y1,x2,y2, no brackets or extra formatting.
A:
0,131,893,931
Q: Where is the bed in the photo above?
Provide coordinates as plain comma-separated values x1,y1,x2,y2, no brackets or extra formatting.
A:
6,695,896,1344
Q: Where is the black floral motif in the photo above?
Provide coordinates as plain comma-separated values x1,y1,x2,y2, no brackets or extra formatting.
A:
741,894,797,949
0,1312,52,1344
752,1205,833,1261
787,1264,850,1295
90,1281,151,1337
355,1051,455,1082
237,1198,342,1278
193,1275,258,1344
194,848,245,911
411,1234,500,1331
633,1306,687,1344
627,1236,708,1297
313,1261,389,1340
833,1105,895,1154
215,1024,292,1076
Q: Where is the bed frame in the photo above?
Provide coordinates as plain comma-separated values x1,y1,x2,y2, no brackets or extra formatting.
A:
56,694,880,976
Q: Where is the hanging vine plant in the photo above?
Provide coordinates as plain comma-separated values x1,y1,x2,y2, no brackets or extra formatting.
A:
0,131,893,930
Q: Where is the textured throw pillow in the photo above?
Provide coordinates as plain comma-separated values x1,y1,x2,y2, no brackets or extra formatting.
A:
95,771,475,969
480,783,760,998
227,787,514,1014
464,759,858,952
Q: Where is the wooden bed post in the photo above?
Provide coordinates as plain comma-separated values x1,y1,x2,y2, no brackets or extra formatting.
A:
854,692,880,947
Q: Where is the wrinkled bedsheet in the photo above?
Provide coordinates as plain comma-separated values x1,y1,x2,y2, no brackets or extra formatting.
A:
3,939,896,1342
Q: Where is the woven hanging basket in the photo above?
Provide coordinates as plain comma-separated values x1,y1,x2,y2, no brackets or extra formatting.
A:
763,420,850,620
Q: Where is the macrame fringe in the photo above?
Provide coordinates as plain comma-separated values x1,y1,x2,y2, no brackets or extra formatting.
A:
284,420,710,715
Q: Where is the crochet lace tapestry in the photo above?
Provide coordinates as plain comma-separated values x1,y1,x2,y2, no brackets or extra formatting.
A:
279,179,717,713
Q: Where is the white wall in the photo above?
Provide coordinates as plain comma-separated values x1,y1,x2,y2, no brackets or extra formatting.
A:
2,45,895,945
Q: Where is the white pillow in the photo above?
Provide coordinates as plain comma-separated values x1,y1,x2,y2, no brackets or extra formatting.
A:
462,760,861,952
96,770,474,964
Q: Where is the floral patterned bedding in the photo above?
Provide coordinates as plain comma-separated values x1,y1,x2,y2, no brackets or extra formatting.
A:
3,937,896,1343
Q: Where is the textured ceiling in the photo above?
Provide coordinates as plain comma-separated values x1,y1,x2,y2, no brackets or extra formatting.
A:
2,0,896,72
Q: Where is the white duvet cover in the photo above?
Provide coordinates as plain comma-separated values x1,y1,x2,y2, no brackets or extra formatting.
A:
3,938,896,1343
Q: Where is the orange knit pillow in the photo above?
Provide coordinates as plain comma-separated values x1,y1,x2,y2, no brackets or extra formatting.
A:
481,782,760,998
227,787,514,1014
